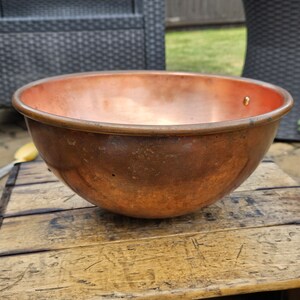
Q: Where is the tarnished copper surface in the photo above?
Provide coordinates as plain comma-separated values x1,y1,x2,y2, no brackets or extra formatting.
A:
13,72,293,218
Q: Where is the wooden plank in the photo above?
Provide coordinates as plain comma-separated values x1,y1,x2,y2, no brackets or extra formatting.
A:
4,181,93,217
0,225,299,299
236,162,298,192
0,165,20,231
0,188,299,256
14,162,57,186
4,161,298,218
0,165,19,217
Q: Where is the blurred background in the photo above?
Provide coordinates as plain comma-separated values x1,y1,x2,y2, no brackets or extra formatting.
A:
166,0,246,75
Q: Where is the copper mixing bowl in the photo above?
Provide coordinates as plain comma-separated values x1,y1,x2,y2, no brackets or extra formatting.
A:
13,72,293,218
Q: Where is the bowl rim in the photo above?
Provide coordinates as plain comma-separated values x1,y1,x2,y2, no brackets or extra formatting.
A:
12,71,294,136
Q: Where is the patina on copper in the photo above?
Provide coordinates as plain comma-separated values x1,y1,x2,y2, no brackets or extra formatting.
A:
13,71,293,218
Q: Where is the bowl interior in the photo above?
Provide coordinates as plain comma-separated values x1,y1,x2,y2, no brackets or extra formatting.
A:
19,73,286,126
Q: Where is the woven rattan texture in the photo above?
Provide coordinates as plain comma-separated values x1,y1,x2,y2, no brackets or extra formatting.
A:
0,30,145,106
2,0,133,18
0,16,143,33
0,0,165,108
242,0,300,140
143,0,166,70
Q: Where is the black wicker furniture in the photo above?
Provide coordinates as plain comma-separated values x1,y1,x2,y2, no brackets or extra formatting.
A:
0,0,165,108
242,0,300,141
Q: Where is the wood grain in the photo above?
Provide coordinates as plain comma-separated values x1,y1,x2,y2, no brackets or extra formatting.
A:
236,161,298,192
3,161,298,218
0,165,20,228
0,225,299,299
14,162,57,186
0,188,299,256
4,181,93,217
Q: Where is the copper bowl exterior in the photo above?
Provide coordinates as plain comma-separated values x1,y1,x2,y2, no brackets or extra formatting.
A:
13,72,293,218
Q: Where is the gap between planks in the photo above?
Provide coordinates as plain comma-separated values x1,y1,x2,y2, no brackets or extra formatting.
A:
0,164,20,224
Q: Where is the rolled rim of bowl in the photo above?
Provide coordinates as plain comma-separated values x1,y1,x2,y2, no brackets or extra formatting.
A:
12,71,294,136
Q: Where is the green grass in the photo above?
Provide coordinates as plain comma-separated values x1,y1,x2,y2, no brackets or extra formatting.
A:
166,27,246,76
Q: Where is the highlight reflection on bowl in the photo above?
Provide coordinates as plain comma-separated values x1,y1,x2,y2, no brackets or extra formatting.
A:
13,72,293,218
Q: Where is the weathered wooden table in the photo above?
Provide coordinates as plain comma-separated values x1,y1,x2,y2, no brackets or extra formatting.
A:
0,159,299,299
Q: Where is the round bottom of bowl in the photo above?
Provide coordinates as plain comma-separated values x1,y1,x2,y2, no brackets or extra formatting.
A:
26,118,278,218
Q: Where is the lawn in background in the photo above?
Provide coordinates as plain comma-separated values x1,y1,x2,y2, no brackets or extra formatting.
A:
166,27,246,76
